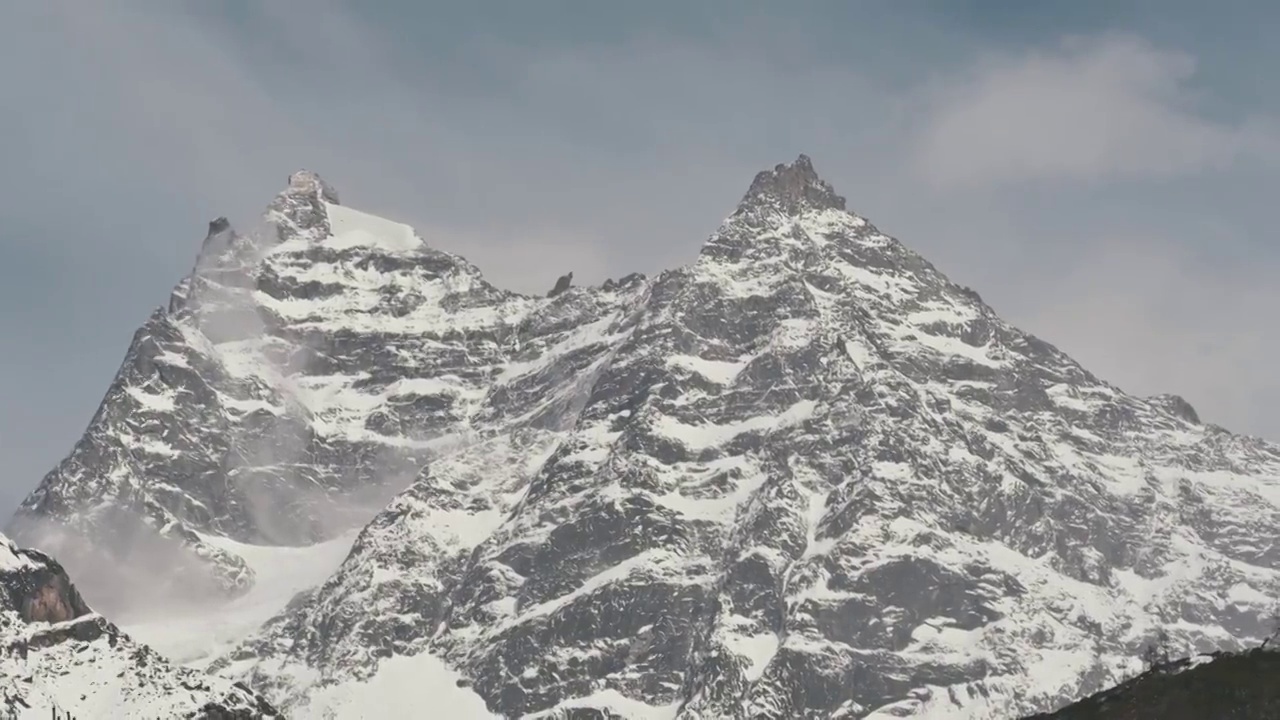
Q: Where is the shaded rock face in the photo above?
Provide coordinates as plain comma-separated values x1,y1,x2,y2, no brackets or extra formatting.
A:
18,572,86,624
12,156,1280,718
548,271,574,298
1147,393,1201,425
0,545,90,625
741,153,847,215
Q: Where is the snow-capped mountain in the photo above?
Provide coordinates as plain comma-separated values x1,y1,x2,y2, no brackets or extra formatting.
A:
0,532,278,718
8,170,547,615
10,156,1280,718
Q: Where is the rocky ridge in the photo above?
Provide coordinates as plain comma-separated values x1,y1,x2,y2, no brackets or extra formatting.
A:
9,156,1280,718
0,533,278,718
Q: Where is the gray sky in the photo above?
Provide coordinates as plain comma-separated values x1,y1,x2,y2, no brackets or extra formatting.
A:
2,1,1278,514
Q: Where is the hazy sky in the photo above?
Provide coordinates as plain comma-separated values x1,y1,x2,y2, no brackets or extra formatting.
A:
1,1,1278,514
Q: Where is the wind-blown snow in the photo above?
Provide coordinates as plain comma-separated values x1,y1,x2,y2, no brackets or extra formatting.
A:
119,532,358,668
0,533,276,718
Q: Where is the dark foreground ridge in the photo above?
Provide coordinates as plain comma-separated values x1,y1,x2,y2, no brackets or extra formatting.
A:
1027,648,1280,720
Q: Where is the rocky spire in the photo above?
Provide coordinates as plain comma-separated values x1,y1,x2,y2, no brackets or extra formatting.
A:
737,154,846,215
267,169,339,244
207,216,232,237
284,170,340,205
547,271,574,298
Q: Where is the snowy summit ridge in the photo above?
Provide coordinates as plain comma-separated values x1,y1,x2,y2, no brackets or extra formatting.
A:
8,156,1280,718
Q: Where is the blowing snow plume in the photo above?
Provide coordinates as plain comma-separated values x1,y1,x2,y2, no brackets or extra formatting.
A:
5,171,455,618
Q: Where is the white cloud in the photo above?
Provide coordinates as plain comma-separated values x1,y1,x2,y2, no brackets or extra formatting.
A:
1009,233,1280,435
910,35,1278,187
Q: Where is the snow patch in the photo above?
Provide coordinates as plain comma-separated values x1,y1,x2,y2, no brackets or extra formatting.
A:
125,385,177,412
653,399,817,452
527,688,680,719
666,354,748,384
322,202,422,253
296,651,497,719
722,630,780,682
843,338,877,369
0,538,38,572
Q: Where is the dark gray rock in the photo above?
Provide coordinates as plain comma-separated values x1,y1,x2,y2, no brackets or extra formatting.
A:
549,271,574,298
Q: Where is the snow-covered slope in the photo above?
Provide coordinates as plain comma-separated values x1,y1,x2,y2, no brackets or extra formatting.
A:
0,533,278,718
11,157,1280,718
7,170,547,615
117,530,358,670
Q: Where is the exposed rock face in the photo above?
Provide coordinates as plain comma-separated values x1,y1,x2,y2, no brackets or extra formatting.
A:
8,169,540,615
11,156,1280,718
742,153,847,214
0,544,89,625
1147,393,1201,425
0,534,279,718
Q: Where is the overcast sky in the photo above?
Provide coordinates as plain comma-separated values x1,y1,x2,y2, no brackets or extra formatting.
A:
1,1,1278,515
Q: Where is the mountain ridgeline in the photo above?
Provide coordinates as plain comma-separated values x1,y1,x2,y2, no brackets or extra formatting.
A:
7,157,1280,718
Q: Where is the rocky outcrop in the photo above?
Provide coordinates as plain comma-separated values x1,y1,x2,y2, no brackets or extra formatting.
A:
0,546,89,625
1147,393,1201,425
0,534,279,718
548,271,574,298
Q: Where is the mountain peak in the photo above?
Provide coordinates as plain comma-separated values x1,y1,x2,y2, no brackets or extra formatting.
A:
262,170,340,244
15,153,1280,719
739,153,846,215
284,169,340,205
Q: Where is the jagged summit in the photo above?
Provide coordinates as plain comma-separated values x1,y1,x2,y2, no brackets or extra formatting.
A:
207,216,232,237
10,155,1280,718
284,169,339,205
739,153,847,215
